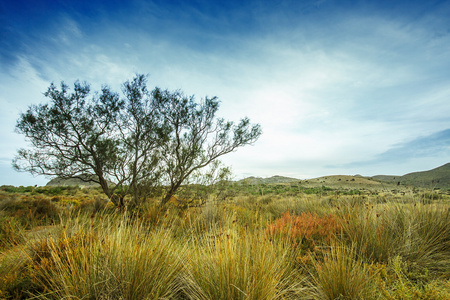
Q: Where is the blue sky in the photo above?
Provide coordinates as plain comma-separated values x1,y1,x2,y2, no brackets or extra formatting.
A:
1,0,450,186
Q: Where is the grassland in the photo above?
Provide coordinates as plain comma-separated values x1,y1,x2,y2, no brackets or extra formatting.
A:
0,182,449,299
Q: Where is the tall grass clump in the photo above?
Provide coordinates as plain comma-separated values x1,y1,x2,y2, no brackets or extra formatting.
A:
309,243,378,300
399,203,450,276
340,201,450,275
339,204,403,264
28,212,186,299
181,214,305,299
192,201,227,233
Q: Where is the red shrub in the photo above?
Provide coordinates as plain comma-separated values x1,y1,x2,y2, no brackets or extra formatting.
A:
267,212,341,251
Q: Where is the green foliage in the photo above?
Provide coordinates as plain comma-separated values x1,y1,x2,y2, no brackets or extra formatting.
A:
14,75,261,208
1,185,34,193
153,87,261,206
373,256,450,299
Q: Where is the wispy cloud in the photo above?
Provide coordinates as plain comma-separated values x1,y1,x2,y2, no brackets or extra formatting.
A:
373,129,450,162
327,128,450,175
1,0,450,185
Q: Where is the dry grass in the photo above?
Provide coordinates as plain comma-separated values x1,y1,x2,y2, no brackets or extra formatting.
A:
0,187,449,299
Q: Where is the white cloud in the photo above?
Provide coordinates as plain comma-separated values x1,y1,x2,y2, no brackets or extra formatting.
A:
2,1,450,184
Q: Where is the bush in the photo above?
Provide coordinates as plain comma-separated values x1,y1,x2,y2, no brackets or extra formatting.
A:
267,212,342,252
0,215,25,250
0,197,59,228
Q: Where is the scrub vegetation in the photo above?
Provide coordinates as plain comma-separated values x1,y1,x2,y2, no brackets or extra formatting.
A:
1,182,449,299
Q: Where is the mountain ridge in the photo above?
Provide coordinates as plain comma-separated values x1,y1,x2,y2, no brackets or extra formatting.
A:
372,163,450,189
239,163,450,189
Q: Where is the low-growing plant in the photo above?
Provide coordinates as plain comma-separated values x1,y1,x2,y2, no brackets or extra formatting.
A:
378,256,450,299
0,196,59,228
0,215,25,250
267,211,342,252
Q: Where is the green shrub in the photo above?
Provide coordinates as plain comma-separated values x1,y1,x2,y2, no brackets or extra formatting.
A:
0,197,59,228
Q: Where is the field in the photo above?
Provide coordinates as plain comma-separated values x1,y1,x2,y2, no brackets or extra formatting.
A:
0,182,449,299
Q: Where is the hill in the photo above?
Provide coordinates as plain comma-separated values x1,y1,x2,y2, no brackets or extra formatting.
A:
372,163,450,189
239,163,450,191
298,175,384,190
46,174,113,188
239,175,299,185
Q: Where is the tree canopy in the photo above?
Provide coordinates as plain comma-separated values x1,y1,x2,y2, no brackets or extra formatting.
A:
14,75,262,207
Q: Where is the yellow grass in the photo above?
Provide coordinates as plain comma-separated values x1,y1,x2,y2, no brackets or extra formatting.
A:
0,187,449,299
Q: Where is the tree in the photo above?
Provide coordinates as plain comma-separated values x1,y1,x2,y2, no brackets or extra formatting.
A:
117,75,169,207
152,88,262,206
172,160,233,207
13,81,124,203
13,76,165,208
14,75,262,208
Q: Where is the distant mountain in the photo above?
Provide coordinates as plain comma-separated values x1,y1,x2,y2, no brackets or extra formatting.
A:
372,163,450,189
239,175,299,184
238,163,450,190
301,175,383,187
46,174,113,188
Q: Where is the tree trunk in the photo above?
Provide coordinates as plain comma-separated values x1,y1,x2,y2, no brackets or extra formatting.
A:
161,181,182,207
98,176,112,199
